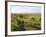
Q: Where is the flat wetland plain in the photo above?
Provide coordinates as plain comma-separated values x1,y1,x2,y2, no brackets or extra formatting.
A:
11,13,41,31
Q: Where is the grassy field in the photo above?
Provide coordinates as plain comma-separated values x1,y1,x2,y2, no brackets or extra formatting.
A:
11,13,41,31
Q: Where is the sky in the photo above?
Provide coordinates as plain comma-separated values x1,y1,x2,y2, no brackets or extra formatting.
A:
10,5,41,13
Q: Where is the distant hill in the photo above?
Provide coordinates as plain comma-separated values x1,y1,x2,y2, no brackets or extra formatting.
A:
11,12,41,16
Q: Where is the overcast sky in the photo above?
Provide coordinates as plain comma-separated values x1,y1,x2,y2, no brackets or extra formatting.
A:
10,5,41,13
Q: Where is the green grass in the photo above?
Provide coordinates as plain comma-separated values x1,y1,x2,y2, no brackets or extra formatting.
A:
11,13,41,31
